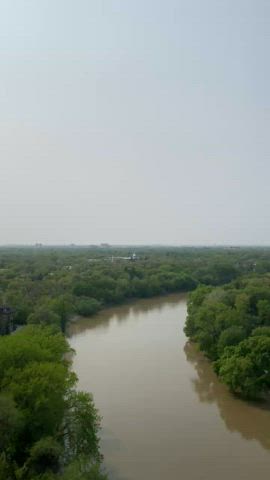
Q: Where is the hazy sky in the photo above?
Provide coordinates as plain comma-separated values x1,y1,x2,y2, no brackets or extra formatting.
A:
1,0,269,245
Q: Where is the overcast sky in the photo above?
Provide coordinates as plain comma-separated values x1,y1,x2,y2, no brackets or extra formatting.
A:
0,0,269,245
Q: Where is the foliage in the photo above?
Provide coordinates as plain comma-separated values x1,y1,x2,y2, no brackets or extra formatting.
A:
0,326,106,480
185,274,270,399
75,299,101,317
215,336,270,399
1,246,270,475
252,326,270,337
23,437,63,476
63,391,102,464
2,245,270,335
28,306,62,328
217,326,246,356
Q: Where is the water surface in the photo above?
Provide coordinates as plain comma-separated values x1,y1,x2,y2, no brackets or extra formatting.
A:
68,294,270,480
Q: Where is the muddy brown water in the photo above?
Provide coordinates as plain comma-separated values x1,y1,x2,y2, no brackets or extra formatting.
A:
68,294,270,480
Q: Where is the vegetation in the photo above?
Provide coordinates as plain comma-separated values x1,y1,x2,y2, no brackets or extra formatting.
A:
185,275,270,399
0,325,106,480
1,245,270,333
1,245,270,477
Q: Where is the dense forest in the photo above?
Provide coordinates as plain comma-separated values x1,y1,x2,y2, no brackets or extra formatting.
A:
0,325,106,480
185,275,270,399
1,245,270,333
1,245,270,478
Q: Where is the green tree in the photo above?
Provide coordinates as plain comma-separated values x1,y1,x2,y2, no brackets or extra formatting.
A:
0,393,23,454
216,336,270,399
63,391,101,463
19,437,63,478
76,298,101,317
251,326,270,337
0,326,103,479
257,299,270,325
217,326,246,356
28,306,61,328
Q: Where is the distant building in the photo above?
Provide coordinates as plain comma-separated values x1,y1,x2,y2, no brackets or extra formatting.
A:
109,253,138,262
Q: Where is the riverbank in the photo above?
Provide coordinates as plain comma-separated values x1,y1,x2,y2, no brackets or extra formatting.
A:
67,291,189,331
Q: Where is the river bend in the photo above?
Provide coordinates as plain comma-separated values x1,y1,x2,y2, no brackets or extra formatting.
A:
68,294,270,480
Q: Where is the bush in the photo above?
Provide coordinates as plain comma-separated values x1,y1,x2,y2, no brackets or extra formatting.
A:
75,299,101,317
216,336,270,399
217,326,246,355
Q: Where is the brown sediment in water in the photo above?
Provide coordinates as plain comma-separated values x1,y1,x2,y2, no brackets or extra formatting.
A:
69,294,270,480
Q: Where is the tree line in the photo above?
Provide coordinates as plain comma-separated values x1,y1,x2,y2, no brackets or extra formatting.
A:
2,245,270,333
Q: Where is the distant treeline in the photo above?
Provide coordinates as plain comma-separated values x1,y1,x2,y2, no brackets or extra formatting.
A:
1,246,270,332
185,275,270,399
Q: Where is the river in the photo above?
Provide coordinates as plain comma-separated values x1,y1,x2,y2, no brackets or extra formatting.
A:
68,294,270,480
